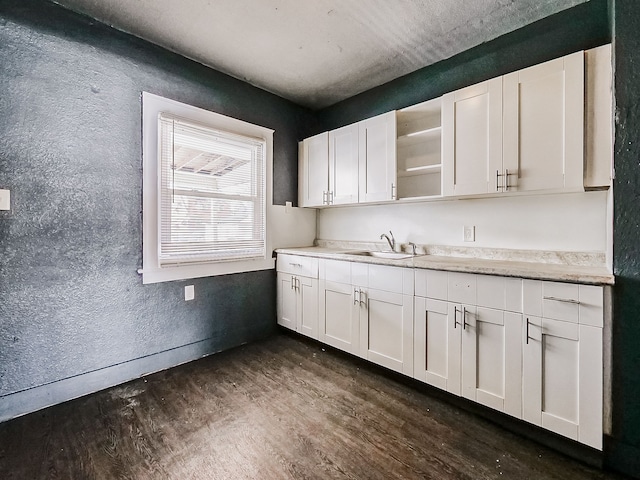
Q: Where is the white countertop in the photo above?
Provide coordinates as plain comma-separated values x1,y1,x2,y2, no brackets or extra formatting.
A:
275,246,614,285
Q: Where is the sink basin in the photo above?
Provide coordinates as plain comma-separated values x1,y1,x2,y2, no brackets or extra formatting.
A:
348,251,414,260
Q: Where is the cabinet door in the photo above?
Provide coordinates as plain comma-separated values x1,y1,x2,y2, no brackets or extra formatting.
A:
462,307,523,417
503,51,584,192
414,297,457,390
298,276,319,340
319,280,360,355
442,78,503,196
523,317,602,449
329,124,359,205
360,289,413,375
299,132,329,207
358,111,397,203
277,272,297,331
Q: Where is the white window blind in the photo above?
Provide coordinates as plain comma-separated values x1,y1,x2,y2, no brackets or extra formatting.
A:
158,113,266,265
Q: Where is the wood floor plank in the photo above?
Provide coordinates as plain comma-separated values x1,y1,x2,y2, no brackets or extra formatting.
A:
0,333,630,479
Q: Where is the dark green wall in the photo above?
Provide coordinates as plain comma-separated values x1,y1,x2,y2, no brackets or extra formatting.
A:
315,0,610,132
608,0,640,477
0,0,311,418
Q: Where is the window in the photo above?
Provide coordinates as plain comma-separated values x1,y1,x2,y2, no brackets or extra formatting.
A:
142,92,274,284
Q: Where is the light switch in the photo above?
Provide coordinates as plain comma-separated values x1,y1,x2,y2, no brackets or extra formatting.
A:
185,285,195,301
0,189,10,211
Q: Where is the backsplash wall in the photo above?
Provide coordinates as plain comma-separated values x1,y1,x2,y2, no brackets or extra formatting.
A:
318,191,609,255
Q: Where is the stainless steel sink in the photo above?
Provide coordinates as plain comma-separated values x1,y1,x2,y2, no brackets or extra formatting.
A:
348,251,415,260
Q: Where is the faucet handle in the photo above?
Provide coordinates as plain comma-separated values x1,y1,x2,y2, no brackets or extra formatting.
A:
408,242,417,256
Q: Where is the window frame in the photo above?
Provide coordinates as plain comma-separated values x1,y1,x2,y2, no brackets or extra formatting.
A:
141,92,274,284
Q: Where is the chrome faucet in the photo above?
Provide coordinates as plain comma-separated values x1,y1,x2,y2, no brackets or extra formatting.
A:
380,231,396,251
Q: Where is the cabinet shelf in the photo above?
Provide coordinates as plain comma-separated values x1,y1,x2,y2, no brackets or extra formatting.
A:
397,126,442,147
397,163,441,177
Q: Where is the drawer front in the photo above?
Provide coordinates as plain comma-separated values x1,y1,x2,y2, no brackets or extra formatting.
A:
524,280,603,326
323,259,352,284
543,282,580,323
448,272,476,305
277,254,318,278
476,275,523,313
368,264,408,294
415,269,448,300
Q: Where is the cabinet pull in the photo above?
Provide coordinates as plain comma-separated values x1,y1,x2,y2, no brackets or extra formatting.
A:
290,276,296,290
288,262,302,267
454,306,460,329
329,191,334,205
353,288,360,305
391,183,396,200
462,307,467,330
359,290,366,307
295,277,300,290
526,317,530,344
543,296,580,305
322,191,328,205
496,170,501,192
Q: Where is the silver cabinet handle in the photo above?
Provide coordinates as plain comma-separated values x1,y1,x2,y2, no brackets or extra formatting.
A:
504,168,510,191
359,289,366,307
329,191,334,205
288,262,302,267
391,183,396,200
543,296,580,304
454,306,460,329
496,169,501,192
322,191,328,205
290,276,296,290
462,307,467,330
295,277,300,290
353,288,360,305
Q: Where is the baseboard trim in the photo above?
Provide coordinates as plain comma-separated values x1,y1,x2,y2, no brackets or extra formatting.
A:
0,337,233,423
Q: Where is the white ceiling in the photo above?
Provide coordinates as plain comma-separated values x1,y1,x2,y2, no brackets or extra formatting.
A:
54,0,587,109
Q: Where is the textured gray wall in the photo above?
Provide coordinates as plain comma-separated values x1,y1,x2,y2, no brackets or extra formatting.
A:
0,0,309,408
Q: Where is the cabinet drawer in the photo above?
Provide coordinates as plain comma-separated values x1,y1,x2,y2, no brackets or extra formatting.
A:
323,259,352,284
368,264,412,295
477,275,523,312
523,280,603,326
415,269,448,300
448,272,476,305
277,254,318,278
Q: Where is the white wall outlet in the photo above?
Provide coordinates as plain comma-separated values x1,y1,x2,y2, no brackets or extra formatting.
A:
463,225,475,242
285,201,292,214
185,285,195,301
0,189,10,211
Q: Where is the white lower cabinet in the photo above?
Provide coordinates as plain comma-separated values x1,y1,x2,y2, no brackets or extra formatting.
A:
276,255,319,340
277,254,606,450
319,279,360,354
414,270,523,418
319,259,414,375
277,273,319,340
522,280,604,450
359,286,413,375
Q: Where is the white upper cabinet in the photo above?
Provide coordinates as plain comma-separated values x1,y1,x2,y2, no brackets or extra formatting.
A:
300,46,610,206
442,77,503,196
359,111,397,203
299,132,328,207
443,50,586,197
329,123,359,205
503,51,584,193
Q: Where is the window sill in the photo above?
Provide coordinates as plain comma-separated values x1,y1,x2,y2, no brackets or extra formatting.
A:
140,257,275,284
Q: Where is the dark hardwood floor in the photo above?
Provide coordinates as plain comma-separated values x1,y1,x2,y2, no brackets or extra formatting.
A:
0,333,628,479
